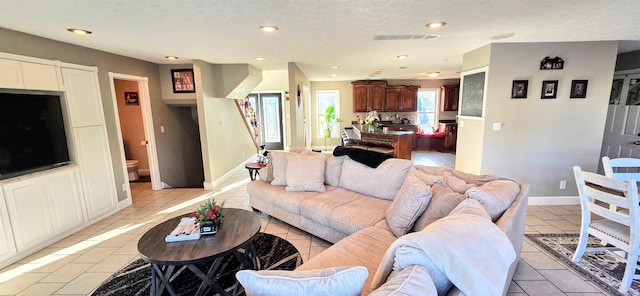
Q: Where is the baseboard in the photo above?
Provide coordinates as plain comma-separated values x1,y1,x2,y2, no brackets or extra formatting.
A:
204,156,256,190
528,195,579,205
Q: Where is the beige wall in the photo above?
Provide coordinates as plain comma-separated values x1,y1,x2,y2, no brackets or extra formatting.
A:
288,63,311,148
194,60,256,187
114,80,149,173
459,41,619,197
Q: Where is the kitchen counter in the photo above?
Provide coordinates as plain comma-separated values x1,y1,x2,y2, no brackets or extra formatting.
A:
348,124,413,160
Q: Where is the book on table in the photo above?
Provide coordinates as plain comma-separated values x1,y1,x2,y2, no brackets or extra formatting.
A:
165,217,201,242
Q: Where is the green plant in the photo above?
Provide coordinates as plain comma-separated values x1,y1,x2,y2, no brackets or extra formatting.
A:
322,105,342,137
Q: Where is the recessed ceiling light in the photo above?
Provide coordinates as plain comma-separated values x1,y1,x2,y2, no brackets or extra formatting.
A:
426,22,446,29
397,55,409,59
165,56,178,60
259,25,279,33
67,28,92,35
427,72,440,78
254,57,265,61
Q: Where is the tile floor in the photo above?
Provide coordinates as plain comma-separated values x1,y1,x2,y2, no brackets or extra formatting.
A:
0,151,609,295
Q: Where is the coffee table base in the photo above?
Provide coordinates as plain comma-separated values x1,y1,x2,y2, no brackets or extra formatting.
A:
150,241,259,296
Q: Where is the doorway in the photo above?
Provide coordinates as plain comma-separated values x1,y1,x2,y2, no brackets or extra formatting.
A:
247,92,284,150
600,72,640,172
108,73,162,203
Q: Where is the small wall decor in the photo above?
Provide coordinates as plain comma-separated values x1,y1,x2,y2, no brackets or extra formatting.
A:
171,69,196,93
541,80,558,99
570,80,588,98
540,57,564,70
511,80,528,99
124,92,139,105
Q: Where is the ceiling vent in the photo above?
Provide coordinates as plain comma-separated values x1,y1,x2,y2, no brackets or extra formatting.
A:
373,34,440,41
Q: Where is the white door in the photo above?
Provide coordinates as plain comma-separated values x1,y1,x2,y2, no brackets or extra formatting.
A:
600,73,640,172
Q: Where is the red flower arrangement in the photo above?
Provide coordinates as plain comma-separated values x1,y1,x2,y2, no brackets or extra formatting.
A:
191,198,225,228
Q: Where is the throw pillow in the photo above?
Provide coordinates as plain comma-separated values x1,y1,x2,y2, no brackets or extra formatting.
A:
324,154,345,187
236,266,368,296
411,184,467,232
338,157,413,200
286,154,326,192
442,171,476,193
393,246,452,294
270,151,295,186
368,265,437,296
448,198,491,220
386,172,432,237
466,180,520,221
410,167,444,186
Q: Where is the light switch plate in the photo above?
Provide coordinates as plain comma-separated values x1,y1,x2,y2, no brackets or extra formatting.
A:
492,122,502,131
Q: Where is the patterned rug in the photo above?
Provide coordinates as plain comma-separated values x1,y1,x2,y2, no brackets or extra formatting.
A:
92,233,302,296
526,233,640,296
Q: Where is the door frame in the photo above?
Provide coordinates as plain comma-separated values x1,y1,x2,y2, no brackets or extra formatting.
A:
249,90,286,150
108,73,162,198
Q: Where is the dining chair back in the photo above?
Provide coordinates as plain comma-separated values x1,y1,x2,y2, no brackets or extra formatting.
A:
572,166,640,293
602,156,640,182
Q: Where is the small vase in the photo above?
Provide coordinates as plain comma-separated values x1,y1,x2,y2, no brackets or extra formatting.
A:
199,221,220,235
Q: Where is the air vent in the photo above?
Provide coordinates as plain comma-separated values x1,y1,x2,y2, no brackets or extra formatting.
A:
373,34,440,41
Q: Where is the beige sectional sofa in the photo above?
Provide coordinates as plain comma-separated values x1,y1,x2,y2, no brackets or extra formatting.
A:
246,149,529,295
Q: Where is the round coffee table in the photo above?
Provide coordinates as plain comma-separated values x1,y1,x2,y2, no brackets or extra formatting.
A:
138,208,261,296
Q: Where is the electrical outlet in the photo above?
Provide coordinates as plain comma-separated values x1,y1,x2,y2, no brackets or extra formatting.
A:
559,180,567,189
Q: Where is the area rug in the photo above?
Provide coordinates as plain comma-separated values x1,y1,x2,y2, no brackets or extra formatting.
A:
92,233,303,296
526,233,640,296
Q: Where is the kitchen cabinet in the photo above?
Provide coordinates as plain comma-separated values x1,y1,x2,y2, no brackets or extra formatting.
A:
440,85,460,111
439,123,458,150
0,58,60,91
61,68,105,127
352,81,386,112
384,85,418,112
0,190,17,263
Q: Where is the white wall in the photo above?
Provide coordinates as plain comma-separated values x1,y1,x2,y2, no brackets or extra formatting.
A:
458,41,619,196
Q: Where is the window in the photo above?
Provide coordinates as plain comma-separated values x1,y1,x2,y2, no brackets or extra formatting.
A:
316,90,340,138
416,89,439,133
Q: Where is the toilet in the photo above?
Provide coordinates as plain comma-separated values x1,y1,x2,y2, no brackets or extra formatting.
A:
126,160,140,181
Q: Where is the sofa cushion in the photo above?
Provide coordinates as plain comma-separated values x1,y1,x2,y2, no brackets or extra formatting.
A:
412,184,467,232
270,151,291,186
442,171,476,193
409,167,444,186
466,180,520,221
247,180,325,214
449,198,491,220
324,154,345,186
286,154,326,192
386,172,432,237
338,157,413,200
299,188,391,234
297,226,397,295
236,266,368,296
368,265,437,296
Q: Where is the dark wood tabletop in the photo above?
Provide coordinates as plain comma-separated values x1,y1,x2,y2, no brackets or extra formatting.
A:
137,208,261,266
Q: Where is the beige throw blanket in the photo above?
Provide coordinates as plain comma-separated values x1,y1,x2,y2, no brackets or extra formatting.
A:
371,214,516,296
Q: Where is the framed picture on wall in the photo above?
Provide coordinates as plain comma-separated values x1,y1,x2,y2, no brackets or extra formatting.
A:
541,80,558,99
511,80,528,99
171,69,196,93
570,80,588,98
124,92,139,105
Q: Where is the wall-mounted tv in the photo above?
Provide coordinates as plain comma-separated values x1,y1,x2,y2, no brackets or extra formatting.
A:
0,92,70,180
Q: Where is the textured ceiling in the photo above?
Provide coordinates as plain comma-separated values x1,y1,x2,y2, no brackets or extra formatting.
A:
1,0,639,81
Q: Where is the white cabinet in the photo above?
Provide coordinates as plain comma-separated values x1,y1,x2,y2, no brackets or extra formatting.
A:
2,166,84,252
0,58,60,91
3,178,56,252
0,59,24,89
21,62,60,91
73,126,117,220
61,68,105,127
0,190,17,263
44,168,85,233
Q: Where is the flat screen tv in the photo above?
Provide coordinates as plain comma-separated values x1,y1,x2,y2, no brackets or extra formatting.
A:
0,92,70,180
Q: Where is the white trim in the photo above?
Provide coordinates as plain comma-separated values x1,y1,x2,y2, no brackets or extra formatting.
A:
528,195,580,205
203,156,256,190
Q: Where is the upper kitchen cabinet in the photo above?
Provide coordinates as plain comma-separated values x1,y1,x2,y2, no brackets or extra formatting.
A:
352,80,386,112
0,56,61,91
384,86,402,111
440,85,460,111
400,85,418,112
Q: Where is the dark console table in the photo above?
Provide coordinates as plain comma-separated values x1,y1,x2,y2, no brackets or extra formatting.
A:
137,208,261,296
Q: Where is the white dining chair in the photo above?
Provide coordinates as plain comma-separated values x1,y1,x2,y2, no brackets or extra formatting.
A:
572,166,640,293
602,156,640,211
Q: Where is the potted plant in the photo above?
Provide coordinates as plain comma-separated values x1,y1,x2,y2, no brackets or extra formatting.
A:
322,105,342,138
191,198,225,234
